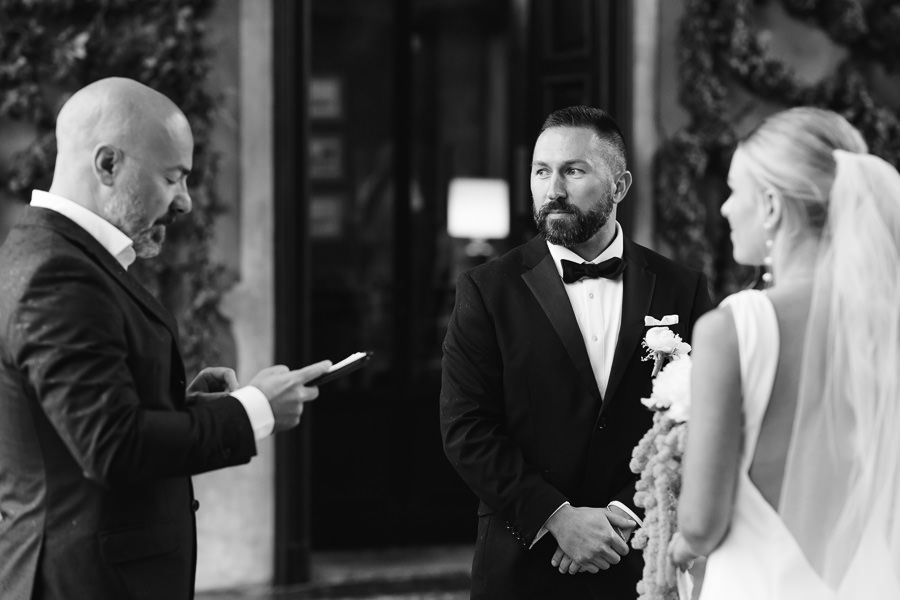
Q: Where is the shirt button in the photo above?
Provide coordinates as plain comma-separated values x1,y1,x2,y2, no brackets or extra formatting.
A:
592,335,598,342
192,499,200,511
588,293,594,299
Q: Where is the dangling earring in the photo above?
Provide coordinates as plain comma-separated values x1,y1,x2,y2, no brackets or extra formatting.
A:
761,223,775,288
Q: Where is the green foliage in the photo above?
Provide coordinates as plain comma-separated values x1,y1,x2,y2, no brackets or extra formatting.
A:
0,0,232,375
659,0,900,298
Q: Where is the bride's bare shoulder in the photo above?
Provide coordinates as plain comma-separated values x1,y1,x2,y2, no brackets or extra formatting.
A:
765,283,814,335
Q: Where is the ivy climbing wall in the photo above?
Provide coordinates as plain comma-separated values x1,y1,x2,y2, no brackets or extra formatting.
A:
656,0,900,298
0,0,233,375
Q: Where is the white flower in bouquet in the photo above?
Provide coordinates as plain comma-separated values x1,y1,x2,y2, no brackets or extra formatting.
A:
641,356,692,423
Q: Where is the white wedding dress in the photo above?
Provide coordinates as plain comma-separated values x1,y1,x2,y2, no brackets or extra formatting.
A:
698,290,900,600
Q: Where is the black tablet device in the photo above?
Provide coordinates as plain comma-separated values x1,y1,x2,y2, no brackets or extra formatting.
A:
308,351,373,386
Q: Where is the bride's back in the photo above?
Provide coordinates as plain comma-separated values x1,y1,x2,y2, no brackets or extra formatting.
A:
748,283,813,510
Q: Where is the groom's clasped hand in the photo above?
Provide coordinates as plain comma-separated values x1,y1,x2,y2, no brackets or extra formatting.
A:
547,505,637,574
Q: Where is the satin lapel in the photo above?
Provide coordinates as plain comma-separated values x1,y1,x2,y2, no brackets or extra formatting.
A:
28,208,180,340
601,241,655,414
521,245,602,403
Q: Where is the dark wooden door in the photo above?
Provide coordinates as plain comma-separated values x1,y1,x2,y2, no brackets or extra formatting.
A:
273,1,634,574
509,0,634,242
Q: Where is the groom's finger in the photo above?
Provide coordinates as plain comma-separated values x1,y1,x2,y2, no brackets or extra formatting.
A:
606,510,637,532
580,562,600,574
557,553,573,574
551,547,565,568
583,557,611,571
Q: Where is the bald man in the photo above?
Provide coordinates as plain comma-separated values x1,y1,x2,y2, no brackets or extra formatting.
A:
0,78,329,599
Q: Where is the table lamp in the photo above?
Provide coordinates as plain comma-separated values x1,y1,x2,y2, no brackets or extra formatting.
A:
446,177,510,257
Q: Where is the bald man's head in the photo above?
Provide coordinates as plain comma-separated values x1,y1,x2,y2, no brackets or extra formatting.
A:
50,77,194,259
56,78,184,156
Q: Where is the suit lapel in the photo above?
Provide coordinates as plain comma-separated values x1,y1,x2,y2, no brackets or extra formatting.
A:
25,207,180,340
601,239,655,414
520,236,602,404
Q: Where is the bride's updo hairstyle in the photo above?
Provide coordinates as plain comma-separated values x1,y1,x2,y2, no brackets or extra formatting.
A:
737,107,867,233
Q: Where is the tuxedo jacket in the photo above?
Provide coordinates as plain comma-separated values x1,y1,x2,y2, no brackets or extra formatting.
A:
440,234,713,599
0,207,257,600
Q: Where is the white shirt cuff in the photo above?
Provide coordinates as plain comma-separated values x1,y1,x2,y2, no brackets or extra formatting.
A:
530,501,571,549
607,501,644,527
231,385,275,440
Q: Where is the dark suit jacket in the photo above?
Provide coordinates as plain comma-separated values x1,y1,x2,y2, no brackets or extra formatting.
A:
440,234,713,599
0,207,257,600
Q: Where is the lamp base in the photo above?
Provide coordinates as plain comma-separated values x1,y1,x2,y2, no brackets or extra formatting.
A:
464,239,495,258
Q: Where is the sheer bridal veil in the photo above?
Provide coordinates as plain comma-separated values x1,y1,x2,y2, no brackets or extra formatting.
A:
779,150,900,590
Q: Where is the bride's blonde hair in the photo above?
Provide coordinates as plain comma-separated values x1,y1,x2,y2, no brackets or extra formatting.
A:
738,107,867,233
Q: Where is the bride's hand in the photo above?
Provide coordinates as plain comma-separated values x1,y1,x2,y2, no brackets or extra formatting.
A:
668,532,699,570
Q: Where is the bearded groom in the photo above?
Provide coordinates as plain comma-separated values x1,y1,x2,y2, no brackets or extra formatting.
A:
440,105,714,599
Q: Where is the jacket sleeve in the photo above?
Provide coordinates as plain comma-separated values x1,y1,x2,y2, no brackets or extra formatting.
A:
9,254,256,486
439,271,566,544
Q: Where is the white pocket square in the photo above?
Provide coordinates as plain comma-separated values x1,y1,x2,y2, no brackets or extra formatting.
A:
644,314,679,327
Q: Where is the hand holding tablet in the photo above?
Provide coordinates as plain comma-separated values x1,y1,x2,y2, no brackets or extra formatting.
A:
307,351,373,386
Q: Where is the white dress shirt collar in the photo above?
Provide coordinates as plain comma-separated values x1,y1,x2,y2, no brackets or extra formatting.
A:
546,220,624,277
31,190,137,270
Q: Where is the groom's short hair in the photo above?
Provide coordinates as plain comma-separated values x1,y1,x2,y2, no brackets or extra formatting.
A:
540,105,627,173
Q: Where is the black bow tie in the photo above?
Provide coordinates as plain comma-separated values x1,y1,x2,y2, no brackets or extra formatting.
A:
561,257,626,284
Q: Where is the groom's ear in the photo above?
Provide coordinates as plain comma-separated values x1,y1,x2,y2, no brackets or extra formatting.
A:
612,171,633,205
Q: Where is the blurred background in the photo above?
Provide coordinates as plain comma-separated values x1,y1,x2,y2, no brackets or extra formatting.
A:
1,0,898,596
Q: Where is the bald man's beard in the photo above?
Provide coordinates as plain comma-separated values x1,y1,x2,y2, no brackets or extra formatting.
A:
533,191,614,248
99,185,166,259
131,225,167,259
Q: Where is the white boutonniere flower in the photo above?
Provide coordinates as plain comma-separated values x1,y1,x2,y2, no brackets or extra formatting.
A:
642,325,691,377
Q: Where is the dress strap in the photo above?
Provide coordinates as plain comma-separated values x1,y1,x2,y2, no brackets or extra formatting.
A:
719,289,779,470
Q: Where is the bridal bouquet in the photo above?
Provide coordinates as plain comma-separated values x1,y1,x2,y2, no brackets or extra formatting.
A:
631,327,693,600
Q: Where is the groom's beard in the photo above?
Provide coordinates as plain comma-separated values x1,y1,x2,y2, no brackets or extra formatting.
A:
534,194,614,248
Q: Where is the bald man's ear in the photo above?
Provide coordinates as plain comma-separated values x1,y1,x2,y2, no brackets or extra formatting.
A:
93,145,122,186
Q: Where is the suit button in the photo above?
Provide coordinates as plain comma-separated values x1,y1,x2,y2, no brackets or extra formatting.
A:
597,420,607,430
192,499,200,511
223,448,232,459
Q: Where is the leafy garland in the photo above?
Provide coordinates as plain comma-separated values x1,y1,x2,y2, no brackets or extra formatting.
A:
657,0,900,298
0,0,231,375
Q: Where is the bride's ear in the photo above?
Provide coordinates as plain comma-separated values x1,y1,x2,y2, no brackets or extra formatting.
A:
762,188,782,229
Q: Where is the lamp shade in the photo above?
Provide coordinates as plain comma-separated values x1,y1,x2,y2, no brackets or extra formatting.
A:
446,177,510,240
